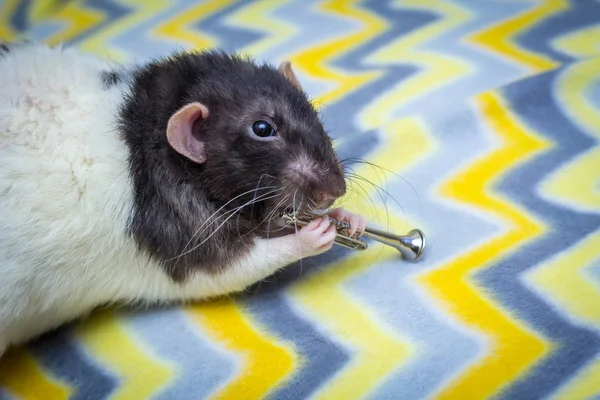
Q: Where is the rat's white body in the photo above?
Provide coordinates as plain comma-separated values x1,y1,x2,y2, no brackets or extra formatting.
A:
0,43,331,356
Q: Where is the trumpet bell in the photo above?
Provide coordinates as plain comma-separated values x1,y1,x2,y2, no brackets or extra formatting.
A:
363,227,425,262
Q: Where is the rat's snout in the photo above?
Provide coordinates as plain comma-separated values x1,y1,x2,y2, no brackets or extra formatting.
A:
314,191,340,209
313,180,346,209
286,153,347,210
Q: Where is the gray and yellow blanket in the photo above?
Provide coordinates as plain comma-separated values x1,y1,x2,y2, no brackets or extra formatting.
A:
1,1,600,399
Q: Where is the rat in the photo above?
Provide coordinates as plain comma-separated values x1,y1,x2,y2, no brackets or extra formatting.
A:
0,41,367,357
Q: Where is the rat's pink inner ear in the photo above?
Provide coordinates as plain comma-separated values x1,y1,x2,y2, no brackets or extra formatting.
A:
166,102,209,164
277,61,302,91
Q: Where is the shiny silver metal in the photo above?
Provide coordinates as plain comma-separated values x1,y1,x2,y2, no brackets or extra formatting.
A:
280,211,426,262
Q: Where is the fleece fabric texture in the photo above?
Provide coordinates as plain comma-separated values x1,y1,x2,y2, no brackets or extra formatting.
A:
1,1,600,399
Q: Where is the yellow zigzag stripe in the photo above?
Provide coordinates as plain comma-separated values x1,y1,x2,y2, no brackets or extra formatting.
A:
72,0,172,62
290,247,412,400
553,56,600,138
418,91,553,399
540,57,600,212
289,0,385,105
154,0,237,51
469,0,566,73
290,117,434,399
27,0,67,26
361,0,471,129
77,309,174,399
226,0,295,56
527,56,600,400
526,231,600,400
0,347,71,400
43,0,106,47
0,0,21,40
187,299,296,400
552,25,600,59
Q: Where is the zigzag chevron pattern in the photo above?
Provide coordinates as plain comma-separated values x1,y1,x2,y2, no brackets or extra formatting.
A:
1,0,600,399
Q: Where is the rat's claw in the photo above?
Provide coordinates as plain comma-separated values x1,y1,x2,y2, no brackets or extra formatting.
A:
347,214,366,236
328,207,366,236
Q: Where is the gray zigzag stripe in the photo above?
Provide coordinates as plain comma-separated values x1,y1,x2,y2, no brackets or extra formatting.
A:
479,67,600,399
30,326,117,400
517,0,600,63
393,0,531,119
193,0,263,53
110,1,207,62
591,259,600,284
361,107,498,399
125,308,237,400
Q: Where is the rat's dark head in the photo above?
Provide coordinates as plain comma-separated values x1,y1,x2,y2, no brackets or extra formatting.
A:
164,51,346,234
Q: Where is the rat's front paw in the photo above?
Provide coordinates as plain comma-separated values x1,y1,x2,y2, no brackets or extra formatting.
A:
293,216,337,258
328,207,367,236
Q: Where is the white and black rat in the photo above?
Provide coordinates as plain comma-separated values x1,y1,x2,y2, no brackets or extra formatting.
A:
0,41,366,356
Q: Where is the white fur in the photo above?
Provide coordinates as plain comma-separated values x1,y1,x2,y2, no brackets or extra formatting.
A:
0,43,324,356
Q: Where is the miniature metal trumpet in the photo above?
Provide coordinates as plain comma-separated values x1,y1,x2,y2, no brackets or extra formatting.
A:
280,211,426,262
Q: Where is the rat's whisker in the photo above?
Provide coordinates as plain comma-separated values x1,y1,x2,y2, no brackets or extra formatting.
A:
346,172,400,231
174,188,281,261
176,192,283,260
185,191,281,259
250,181,295,237
343,171,395,268
221,188,283,237
252,181,296,238
182,192,279,262
288,188,300,232
346,174,386,230
246,194,290,237
341,157,422,215
265,195,295,239
292,188,299,214
266,195,289,221
307,197,319,212
264,187,292,240
181,185,280,253
249,173,277,217
236,180,275,239
289,188,304,275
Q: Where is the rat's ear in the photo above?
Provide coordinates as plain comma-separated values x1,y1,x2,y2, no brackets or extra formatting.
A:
166,102,209,164
278,61,303,91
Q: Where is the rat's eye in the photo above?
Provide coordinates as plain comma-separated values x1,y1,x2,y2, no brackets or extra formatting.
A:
251,120,276,138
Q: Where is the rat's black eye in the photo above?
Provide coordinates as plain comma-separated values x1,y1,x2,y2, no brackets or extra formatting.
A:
251,120,276,138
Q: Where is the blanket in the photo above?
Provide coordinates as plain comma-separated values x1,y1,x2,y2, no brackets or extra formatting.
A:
1,1,600,399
